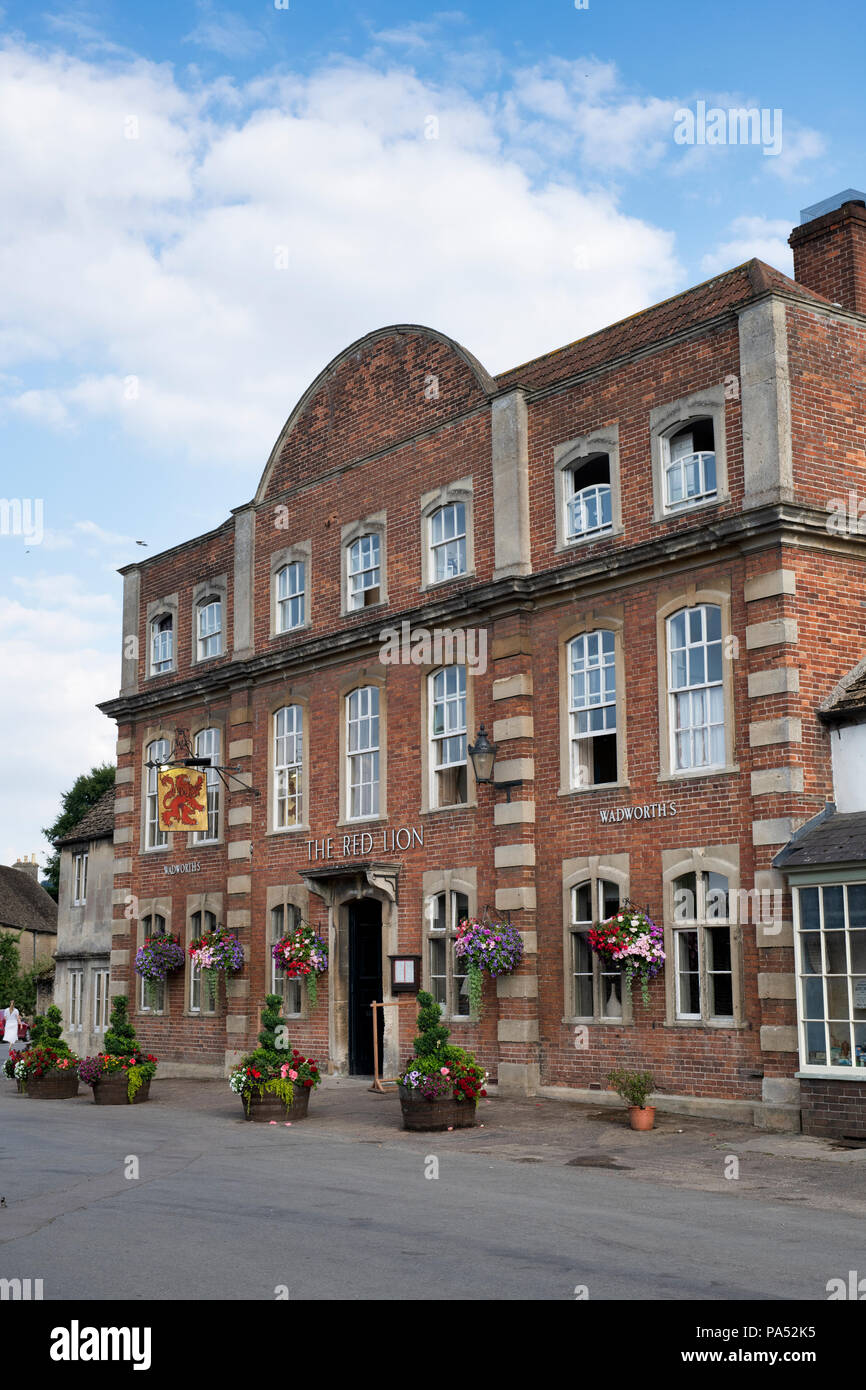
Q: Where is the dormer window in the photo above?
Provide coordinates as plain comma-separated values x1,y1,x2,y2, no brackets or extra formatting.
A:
567,455,613,540
196,597,222,660
151,615,173,674
664,419,716,512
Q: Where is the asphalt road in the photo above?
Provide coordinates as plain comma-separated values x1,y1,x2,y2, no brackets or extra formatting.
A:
2,1086,864,1302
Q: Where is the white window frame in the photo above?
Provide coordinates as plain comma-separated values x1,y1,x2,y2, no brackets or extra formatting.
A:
426,889,471,1019
150,614,173,674
73,851,89,906
270,903,303,1016
429,503,467,584
567,463,613,542
145,738,170,850
139,913,167,1014
68,969,83,1033
192,728,221,844
569,877,625,1021
671,871,735,1023
667,604,725,773
347,687,380,821
429,666,467,808
189,910,217,1015
273,706,303,830
650,386,728,522
347,534,381,611
276,562,305,633
568,630,617,788
794,880,866,1076
663,423,717,512
93,969,110,1033
196,598,222,661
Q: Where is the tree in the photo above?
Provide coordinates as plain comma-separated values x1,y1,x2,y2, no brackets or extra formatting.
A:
244,993,290,1072
29,1004,74,1057
412,990,450,1061
41,763,115,898
103,995,140,1058
0,933,21,1005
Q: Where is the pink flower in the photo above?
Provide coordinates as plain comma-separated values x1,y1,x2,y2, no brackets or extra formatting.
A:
268,1120,277,1125
440,1067,449,1075
288,1069,298,1081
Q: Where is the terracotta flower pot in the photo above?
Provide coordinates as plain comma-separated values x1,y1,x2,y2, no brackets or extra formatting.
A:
398,1084,477,1132
243,1084,312,1122
629,1105,656,1131
91,1073,152,1105
25,1071,80,1100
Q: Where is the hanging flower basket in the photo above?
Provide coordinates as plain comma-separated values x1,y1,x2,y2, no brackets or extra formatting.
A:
454,914,524,1020
588,905,665,1005
271,922,328,1008
189,925,244,1000
134,934,185,1007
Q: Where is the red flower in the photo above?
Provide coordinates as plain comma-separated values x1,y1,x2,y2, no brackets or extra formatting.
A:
303,1079,313,1087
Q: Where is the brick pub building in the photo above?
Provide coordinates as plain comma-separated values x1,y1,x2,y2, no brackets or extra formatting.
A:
99,192,866,1136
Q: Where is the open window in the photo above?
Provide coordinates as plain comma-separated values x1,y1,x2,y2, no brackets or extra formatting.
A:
567,455,613,540
663,418,717,511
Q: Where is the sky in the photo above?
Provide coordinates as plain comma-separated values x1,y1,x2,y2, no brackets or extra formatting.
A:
0,0,863,870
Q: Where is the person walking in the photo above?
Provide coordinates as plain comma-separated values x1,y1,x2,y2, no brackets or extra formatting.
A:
2,1001,21,1068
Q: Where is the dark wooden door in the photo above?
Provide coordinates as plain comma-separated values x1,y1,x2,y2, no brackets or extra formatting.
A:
348,899,384,1076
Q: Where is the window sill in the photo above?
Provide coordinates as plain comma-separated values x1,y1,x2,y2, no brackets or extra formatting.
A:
141,845,170,855
554,528,623,556
271,624,312,640
558,781,629,798
420,801,476,817
419,570,475,594
655,493,729,523
266,825,310,837
341,598,389,619
796,1068,866,1082
335,816,387,830
657,765,739,784
564,1016,633,1026
663,1018,747,1030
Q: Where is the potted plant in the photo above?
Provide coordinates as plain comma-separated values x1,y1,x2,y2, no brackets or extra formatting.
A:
589,903,665,1005
454,914,524,1020
79,995,158,1104
15,1006,80,1098
608,1068,657,1131
229,993,321,1121
271,921,328,1007
188,923,245,1005
134,932,185,1008
396,991,487,1131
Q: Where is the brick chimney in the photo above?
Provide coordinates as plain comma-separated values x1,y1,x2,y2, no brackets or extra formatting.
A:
789,191,866,313
12,853,39,881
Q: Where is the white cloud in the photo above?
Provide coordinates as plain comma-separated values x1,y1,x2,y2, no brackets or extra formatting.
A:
701,216,794,277
183,2,266,59
0,43,684,467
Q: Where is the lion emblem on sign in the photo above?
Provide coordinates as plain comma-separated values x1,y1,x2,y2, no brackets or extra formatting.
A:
158,768,209,832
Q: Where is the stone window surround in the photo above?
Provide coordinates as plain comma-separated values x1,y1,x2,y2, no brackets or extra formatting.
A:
557,607,629,795
419,477,475,591
419,662,478,815
338,669,388,827
145,593,178,679
186,714,228,849
562,853,631,1024
135,895,172,1018
420,867,478,1020
265,690,311,837
270,539,312,638
184,891,224,1018
789,871,866,1078
661,844,745,1028
265,883,310,1019
341,512,388,617
191,575,228,667
140,726,177,855
649,384,729,522
655,579,738,783
553,425,622,553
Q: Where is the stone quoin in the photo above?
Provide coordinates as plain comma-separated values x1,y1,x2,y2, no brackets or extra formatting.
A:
94,191,866,1135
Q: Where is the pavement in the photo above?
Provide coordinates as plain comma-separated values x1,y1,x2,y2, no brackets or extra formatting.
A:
2,1074,866,1300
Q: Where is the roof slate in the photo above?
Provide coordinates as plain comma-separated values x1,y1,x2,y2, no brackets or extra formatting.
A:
56,785,116,846
773,805,866,868
0,867,58,935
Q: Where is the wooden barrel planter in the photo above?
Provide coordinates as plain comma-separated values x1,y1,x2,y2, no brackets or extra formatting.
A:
25,1072,80,1100
398,1085,477,1132
90,1074,152,1105
243,1085,312,1122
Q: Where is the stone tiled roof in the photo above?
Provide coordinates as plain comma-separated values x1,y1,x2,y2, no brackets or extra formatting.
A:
773,804,866,868
0,867,58,935
495,260,833,394
819,660,866,722
56,786,116,846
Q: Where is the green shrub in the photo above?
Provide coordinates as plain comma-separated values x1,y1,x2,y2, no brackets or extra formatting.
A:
608,1068,655,1109
103,995,140,1058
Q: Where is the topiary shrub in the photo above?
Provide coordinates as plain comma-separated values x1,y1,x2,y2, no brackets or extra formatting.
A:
29,1004,74,1056
103,995,140,1058
397,991,487,1103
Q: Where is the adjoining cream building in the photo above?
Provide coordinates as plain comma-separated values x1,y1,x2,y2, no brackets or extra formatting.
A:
54,787,115,1055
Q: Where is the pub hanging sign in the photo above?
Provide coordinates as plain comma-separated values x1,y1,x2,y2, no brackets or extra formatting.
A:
158,767,209,833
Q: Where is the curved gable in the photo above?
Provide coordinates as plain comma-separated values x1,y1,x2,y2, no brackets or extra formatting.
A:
256,325,494,503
